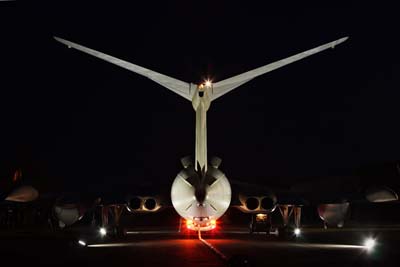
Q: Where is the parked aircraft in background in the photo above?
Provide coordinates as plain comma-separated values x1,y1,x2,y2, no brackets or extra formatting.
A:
0,169,38,203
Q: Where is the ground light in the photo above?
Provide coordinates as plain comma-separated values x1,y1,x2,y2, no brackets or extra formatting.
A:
99,227,107,237
210,219,217,229
186,219,193,229
363,238,376,252
294,228,301,236
78,240,87,247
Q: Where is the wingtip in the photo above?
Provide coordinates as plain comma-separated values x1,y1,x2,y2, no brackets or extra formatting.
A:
341,36,350,42
330,36,349,49
53,36,73,48
337,36,350,44
54,36,66,45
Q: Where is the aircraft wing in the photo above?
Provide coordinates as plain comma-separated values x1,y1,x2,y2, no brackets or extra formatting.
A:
54,37,194,101
211,36,349,101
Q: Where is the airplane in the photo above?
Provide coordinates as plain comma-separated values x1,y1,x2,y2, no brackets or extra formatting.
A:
0,168,40,229
0,169,39,203
51,36,399,237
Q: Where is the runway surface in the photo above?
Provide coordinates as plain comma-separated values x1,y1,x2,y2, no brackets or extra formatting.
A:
1,227,400,267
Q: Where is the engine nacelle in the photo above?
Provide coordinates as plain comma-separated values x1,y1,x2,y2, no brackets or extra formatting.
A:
126,196,162,212
318,202,350,228
53,203,86,228
171,161,231,230
53,196,100,228
365,186,398,202
5,185,39,202
238,194,277,213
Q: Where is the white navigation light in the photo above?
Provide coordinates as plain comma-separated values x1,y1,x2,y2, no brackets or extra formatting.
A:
364,238,376,251
99,227,107,236
294,228,301,236
204,80,212,88
78,240,87,246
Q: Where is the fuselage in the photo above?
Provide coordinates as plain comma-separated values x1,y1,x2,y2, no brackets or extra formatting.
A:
170,83,232,231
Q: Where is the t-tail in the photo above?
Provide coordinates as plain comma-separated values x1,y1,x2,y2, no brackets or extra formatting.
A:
54,36,349,171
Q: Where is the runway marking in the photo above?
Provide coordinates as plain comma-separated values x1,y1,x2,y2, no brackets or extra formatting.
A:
290,243,365,250
88,243,136,248
126,230,179,234
198,231,228,262
207,239,368,251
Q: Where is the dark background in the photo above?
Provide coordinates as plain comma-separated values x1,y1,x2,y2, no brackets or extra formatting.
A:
1,1,399,192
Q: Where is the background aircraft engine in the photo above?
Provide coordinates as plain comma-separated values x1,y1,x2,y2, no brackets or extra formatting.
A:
317,202,350,228
365,186,398,202
171,166,231,224
245,197,259,210
5,185,39,202
126,196,162,212
238,193,277,213
126,196,142,212
143,198,157,211
54,203,85,228
261,196,277,211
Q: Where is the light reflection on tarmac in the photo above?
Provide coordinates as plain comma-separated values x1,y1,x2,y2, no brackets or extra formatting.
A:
1,227,400,267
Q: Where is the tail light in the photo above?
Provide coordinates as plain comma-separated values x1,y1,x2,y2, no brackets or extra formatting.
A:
186,219,193,229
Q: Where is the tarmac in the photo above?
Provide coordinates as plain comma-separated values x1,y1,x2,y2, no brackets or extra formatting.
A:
1,226,400,267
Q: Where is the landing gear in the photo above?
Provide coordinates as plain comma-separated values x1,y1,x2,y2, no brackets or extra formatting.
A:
249,214,254,234
293,206,301,229
278,205,302,228
248,213,271,234
98,205,126,239
277,205,302,239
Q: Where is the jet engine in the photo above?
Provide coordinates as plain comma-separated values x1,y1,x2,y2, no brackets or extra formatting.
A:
126,196,141,211
5,185,39,202
171,157,231,230
126,196,162,212
53,202,86,228
365,186,398,202
238,194,277,213
53,196,100,228
317,202,350,228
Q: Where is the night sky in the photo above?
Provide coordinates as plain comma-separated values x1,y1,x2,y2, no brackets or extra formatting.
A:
1,2,399,192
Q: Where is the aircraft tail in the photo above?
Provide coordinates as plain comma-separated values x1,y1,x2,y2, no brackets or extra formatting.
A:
55,36,348,102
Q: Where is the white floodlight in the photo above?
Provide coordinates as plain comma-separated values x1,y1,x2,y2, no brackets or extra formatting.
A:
99,227,107,237
364,238,376,251
294,228,301,236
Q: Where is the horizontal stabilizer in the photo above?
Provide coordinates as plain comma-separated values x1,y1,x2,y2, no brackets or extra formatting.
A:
211,37,349,100
54,37,194,101
55,36,348,103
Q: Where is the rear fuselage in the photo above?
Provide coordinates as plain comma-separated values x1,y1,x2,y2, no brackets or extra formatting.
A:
170,84,232,231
